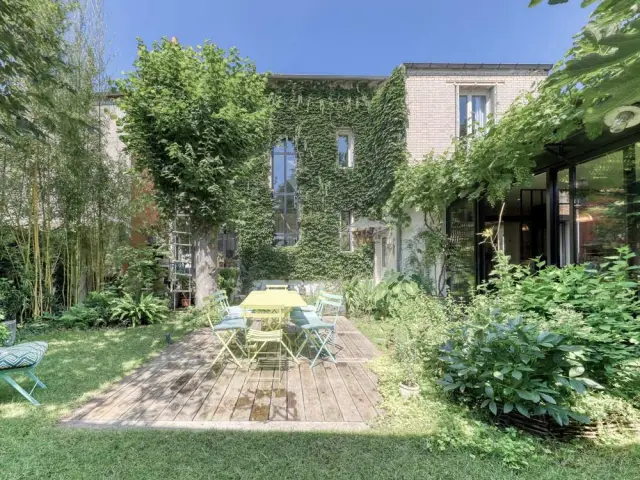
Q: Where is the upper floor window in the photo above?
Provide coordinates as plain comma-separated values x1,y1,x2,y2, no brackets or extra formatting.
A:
459,89,490,137
337,130,354,168
272,138,298,246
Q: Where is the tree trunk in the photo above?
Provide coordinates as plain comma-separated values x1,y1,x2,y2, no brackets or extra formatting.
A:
193,224,218,307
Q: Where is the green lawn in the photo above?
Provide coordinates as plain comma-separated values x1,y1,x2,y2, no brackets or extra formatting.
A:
1,321,639,479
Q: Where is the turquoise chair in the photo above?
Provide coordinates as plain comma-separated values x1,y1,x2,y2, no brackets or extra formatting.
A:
290,292,327,326
210,291,243,318
0,341,48,406
295,293,343,367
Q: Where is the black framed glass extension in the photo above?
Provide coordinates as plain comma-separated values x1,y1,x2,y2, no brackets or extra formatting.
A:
446,137,640,290
272,138,298,246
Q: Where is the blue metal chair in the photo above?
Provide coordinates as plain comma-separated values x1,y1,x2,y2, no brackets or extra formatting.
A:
295,293,343,367
0,341,48,405
207,294,247,366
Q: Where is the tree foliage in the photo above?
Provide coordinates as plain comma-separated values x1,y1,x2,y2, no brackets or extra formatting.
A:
116,39,271,229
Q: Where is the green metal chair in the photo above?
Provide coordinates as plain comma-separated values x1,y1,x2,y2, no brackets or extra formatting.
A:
207,296,248,367
295,293,343,367
0,341,48,406
210,291,243,318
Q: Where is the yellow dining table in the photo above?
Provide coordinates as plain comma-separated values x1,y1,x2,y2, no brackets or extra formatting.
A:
240,290,307,310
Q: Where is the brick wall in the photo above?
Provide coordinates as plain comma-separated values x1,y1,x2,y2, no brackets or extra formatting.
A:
405,67,549,163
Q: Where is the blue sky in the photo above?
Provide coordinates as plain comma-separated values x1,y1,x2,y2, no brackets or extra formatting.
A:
104,0,592,78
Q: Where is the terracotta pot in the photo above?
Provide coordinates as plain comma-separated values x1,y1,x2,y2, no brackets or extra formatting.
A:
181,297,191,307
399,382,420,399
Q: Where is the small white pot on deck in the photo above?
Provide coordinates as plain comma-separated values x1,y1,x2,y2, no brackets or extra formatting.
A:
399,382,420,399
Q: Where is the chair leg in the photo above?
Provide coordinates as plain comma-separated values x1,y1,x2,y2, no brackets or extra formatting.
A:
309,330,336,368
1,374,40,406
213,331,242,366
26,369,46,389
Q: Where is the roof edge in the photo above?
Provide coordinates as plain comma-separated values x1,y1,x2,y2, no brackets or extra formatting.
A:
403,62,553,72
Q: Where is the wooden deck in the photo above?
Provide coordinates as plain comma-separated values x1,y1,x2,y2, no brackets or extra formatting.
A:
62,317,382,431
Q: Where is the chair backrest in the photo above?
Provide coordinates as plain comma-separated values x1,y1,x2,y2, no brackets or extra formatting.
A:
243,305,285,330
319,293,344,325
265,284,288,291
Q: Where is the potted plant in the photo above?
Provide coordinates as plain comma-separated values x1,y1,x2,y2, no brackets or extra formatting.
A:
394,323,421,399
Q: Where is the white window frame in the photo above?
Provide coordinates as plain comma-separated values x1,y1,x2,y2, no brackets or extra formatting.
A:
337,129,355,168
340,211,355,251
458,87,494,137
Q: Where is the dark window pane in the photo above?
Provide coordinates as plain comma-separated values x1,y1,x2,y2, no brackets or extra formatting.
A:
459,96,468,137
272,153,285,193
286,155,297,193
340,211,351,251
338,134,349,167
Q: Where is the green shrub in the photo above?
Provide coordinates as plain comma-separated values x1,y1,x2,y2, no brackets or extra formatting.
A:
438,316,603,426
110,293,169,327
373,272,424,319
218,267,239,299
483,247,640,386
110,245,168,299
343,277,376,317
0,323,9,344
57,304,105,329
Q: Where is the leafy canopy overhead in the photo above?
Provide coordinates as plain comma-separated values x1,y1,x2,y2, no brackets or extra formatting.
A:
116,38,271,227
532,0,640,135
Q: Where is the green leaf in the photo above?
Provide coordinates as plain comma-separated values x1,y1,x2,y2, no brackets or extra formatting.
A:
511,370,522,380
489,401,498,415
579,378,604,390
516,390,536,401
539,392,556,405
569,366,585,378
503,402,514,414
569,379,587,394
516,404,530,417
556,345,583,352
493,371,504,380
485,385,494,398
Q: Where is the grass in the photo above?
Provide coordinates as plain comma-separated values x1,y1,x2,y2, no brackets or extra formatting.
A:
0,318,639,479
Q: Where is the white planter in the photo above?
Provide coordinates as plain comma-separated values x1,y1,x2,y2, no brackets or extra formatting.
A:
399,382,420,399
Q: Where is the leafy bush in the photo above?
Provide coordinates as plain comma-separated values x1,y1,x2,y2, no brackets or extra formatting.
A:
0,323,9,345
0,278,27,321
438,316,602,426
372,272,424,319
343,278,376,317
110,245,168,299
110,293,169,327
57,304,106,329
483,247,640,386
218,267,239,299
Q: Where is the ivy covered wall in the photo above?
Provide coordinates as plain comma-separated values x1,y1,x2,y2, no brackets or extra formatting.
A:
236,67,407,287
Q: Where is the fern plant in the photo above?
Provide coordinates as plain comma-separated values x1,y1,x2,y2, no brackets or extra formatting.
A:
110,293,169,327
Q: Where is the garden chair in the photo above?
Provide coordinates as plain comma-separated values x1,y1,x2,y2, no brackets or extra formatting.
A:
207,296,248,367
295,293,343,367
210,291,243,318
0,341,48,406
244,306,298,375
290,292,328,326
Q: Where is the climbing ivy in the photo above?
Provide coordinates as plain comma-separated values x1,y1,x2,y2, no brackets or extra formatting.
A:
236,67,407,287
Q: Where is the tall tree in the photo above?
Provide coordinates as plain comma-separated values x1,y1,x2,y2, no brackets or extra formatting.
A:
116,39,270,305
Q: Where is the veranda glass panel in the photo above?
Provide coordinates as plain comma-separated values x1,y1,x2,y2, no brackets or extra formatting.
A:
459,95,468,137
575,149,628,264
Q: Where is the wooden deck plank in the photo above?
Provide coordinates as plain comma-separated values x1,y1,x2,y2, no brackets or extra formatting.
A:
324,362,362,422
211,365,247,421
312,363,342,422
348,364,382,412
66,338,192,420
347,332,378,359
156,364,214,421
336,363,378,422
230,371,257,421
298,362,323,421
139,365,202,421
249,368,273,421
174,365,222,421
194,363,237,421
286,365,304,421
269,367,288,421
333,332,354,358
79,338,203,420
339,332,366,359
117,362,197,421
